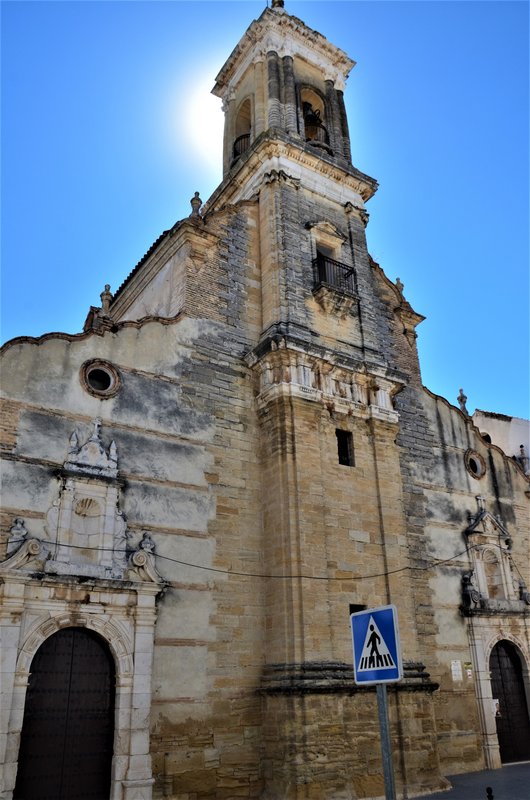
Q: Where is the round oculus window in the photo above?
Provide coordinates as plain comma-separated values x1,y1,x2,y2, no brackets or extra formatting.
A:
464,449,486,479
81,360,120,398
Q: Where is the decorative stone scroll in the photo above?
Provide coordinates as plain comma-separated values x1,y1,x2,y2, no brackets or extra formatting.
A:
128,533,164,584
0,535,46,574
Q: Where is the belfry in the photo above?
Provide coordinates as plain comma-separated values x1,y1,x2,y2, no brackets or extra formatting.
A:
1,3,529,799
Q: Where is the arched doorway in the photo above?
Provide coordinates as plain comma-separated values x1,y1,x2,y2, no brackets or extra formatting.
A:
489,640,530,763
14,627,115,800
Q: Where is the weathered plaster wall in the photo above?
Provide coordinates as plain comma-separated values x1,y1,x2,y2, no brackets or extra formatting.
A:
395,387,530,774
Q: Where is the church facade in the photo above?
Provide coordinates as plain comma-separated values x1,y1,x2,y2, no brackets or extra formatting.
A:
1,3,529,799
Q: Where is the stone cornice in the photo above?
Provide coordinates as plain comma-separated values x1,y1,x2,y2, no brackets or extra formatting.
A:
246,338,402,422
246,324,407,384
213,8,355,101
260,661,438,695
203,130,378,216
0,314,186,356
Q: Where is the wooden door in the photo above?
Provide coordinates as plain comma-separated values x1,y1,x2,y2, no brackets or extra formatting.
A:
14,627,115,800
490,640,530,763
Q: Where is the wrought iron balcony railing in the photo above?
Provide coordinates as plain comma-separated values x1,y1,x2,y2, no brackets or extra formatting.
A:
233,133,251,160
313,254,355,294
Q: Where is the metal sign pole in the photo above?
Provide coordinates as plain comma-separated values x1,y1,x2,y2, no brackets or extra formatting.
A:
351,606,401,800
376,683,397,800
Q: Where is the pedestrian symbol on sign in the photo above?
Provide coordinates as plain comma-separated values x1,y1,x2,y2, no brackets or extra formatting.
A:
358,617,396,671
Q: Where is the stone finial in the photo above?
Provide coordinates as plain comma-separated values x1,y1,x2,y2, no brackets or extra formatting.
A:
6,518,29,557
517,444,529,474
190,191,202,218
100,284,112,314
476,495,486,512
272,0,285,8
139,531,155,553
89,417,103,443
65,419,118,479
457,388,468,416
109,440,118,465
396,277,404,296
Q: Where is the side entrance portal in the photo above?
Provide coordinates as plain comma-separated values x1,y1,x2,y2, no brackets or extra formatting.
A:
489,640,530,763
14,627,115,800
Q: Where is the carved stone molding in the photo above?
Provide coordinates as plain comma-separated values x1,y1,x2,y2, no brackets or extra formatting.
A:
312,284,358,317
263,168,300,190
250,344,400,422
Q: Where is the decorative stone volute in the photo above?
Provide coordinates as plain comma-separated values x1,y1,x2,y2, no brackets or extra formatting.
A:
128,532,164,584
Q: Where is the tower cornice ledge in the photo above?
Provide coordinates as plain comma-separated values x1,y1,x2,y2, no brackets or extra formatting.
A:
245,338,403,422
203,131,378,217
212,8,355,101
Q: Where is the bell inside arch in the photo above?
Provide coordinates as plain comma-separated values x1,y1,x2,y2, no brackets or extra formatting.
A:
303,101,329,146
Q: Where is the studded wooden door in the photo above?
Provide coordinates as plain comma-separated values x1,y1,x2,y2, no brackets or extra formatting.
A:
490,640,530,763
14,627,115,800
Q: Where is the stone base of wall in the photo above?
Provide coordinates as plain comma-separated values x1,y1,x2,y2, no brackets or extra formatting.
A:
260,661,448,800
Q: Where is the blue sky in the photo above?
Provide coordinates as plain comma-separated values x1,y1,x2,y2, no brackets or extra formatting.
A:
1,1,528,419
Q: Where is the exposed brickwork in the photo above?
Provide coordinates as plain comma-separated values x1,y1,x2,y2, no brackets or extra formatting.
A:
0,399,20,455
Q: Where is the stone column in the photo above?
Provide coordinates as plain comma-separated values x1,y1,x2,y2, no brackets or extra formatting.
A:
282,55,298,136
0,578,24,799
325,79,343,158
122,593,159,799
336,89,352,162
267,50,282,129
254,56,266,137
222,91,236,176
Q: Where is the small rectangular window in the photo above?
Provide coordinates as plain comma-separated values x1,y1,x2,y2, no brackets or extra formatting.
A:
336,429,354,466
349,603,366,616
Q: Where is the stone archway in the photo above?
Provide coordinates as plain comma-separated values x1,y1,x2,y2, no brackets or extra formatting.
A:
1,584,159,800
489,640,530,763
14,627,115,800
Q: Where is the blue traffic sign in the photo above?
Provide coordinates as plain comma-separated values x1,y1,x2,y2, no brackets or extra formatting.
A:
351,604,402,685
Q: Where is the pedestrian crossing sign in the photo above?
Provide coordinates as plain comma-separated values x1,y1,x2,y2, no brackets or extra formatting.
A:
351,604,402,685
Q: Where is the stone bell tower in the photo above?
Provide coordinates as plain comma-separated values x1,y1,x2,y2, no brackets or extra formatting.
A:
206,3,434,797
213,0,354,176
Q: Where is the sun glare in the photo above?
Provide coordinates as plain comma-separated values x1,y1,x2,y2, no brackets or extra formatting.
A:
182,75,224,173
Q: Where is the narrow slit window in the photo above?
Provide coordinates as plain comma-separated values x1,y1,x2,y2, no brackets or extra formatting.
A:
336,429,354,466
